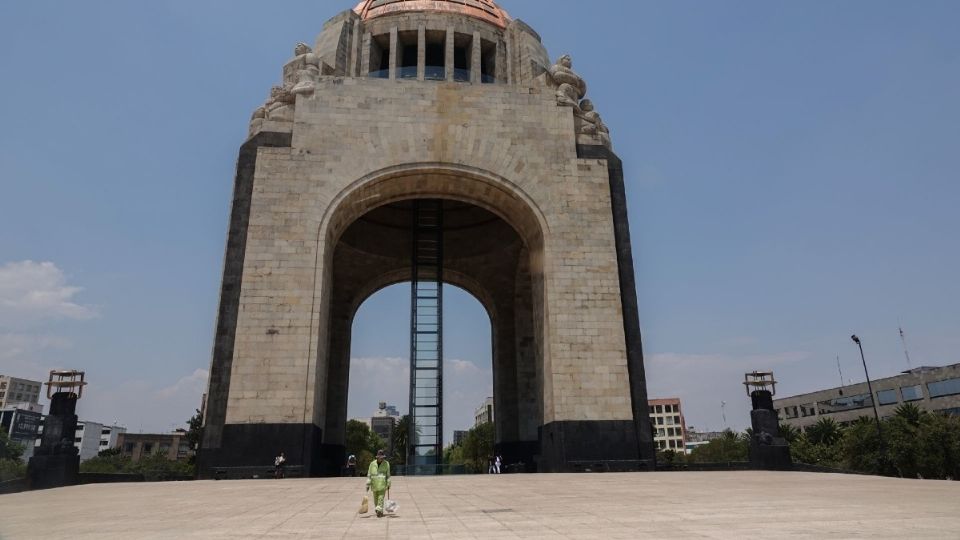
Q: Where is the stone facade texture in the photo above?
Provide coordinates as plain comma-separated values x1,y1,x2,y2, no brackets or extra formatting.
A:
200,2,653,477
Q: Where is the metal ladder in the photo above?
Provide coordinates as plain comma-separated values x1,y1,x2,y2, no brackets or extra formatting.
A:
408,200,443,470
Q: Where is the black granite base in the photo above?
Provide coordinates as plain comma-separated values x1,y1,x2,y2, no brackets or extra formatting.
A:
196,423,322,479
538,421,653,473
26,454,79,490
317,443,347,477
495,440,539,473
749,442,793,471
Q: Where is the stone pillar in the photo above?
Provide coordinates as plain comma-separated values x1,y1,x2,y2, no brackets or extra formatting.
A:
389,27,398,80
417,25,425,81
361,32,371,76
445,27,455,81
471,31,481,83
350,19,362,77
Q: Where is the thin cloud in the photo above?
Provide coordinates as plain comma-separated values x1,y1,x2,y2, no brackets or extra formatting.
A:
156,368,209,399
0,261,97,324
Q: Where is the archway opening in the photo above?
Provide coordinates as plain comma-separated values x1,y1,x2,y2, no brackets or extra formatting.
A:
318,194,544,475
346,282,492,472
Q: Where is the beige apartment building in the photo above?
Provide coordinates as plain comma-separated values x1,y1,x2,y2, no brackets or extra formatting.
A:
648,398,687,452
774,363,960,431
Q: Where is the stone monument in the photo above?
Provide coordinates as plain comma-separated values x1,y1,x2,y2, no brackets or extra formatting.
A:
744,371,793,470
27,370,87,490
199,0,655,477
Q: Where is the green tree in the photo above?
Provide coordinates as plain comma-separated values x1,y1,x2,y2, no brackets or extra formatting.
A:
346,420,386,471
843,416,884,475
186,409,203,464
657,450,686,466
0,430,25,461
779,422,801,444
80,452,133,474
789,432,843,468
392,415,413,465
893,403,925,427
97,447,123,458
806,417,844,446
0,430,26,481
0,459,26,482
688,429,748,463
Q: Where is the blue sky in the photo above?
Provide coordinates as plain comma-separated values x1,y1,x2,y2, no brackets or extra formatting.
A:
1,1,958,439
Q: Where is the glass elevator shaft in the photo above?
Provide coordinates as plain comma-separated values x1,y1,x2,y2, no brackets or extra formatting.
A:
408,200,443,470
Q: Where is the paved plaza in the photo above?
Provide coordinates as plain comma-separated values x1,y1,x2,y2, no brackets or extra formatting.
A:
1,472,959,539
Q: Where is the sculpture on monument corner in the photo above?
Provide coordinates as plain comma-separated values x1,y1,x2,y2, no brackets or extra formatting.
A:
250,43,321,135
27,370,89,490
549,54,586,111
290,42,322,96
548,55,612,147
743,371,793,470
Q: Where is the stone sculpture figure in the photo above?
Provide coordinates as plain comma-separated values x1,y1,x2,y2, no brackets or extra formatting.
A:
578,99,612,147
549,55,587,111
290,42,322,96
263,83,297,123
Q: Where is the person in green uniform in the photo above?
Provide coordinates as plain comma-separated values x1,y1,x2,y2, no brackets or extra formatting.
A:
366,449,391,517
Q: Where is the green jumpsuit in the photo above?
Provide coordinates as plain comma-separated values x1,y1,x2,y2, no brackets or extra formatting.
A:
367,459,391,516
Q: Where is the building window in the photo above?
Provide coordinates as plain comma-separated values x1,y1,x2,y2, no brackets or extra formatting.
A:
124,443,135,453
657,428,665,437
655,405,663,414
424,30,446,80
397,30,417,79
674,416,681,424
928,378,960,399
876,389,898,406
369,34,390,79
143,443,154,454
479,38,496,83
656,417,663,425
453,33,471,82
901,385,924,402
74,437,82,443
818,393,873,414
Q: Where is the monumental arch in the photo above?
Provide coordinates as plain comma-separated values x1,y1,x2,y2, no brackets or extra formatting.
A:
198,0,655,478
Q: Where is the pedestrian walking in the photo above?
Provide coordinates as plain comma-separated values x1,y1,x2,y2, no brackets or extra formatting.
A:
366,449,392,517
346,454,357,477
274,452,286,479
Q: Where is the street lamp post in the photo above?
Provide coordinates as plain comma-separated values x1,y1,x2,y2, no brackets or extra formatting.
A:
851,334,888,474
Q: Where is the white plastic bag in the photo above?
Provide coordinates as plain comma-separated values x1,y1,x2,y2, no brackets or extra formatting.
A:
385,499,399,514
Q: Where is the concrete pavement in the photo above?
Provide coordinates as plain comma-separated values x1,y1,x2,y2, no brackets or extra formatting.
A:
1,472,958,539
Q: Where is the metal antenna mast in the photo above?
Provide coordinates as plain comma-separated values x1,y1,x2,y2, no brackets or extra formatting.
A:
836,355,845,396
898,323,912,369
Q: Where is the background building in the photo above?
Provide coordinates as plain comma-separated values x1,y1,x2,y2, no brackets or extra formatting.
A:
74,421,104,462
0,375,44,413
0,407,43,460
33,419,127,462
684,429,724,455
775,363,960,431
474,397,494,427
648,398,687,452
99,424,127,454
370,401,401,453
118,431,192,462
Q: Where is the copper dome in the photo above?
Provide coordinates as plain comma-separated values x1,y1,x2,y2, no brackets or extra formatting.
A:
354,0,510,29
